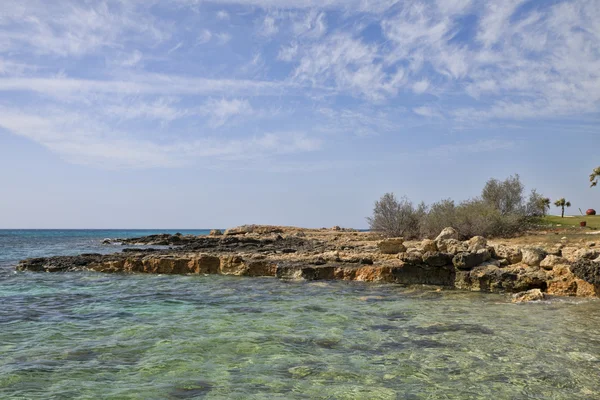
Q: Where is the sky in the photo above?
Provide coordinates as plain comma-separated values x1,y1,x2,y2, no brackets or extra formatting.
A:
0,0,599,229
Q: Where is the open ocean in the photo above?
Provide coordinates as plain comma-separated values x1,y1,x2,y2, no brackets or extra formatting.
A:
1,230,600,399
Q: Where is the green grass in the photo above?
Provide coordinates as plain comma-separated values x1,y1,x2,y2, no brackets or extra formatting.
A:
541,215,600,230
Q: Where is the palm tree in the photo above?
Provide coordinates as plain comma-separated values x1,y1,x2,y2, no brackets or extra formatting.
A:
554,198,571,218
591,167,600,187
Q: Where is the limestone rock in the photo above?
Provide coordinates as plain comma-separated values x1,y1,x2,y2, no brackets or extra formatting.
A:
521,248,547,267
576,249,600,260
436,239,468,255
467,236,487,252
539,255,567,270
422,251,452,267
377,238,406,254
452,251,487,270
418,239,438,253
399,252,423,265
494,245,523,264
512,289,545,303
436,227,459,241
209,229,223,236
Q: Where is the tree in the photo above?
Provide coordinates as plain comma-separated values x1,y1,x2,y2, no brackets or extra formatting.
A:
481,174,525,215
590,167,600,187
526,190,551,217
554,198,571,218
367,193,421,238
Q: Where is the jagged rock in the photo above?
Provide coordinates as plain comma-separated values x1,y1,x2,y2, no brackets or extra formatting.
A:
452,251,487,270
377,238,406,254
436,239,468,255
102,238,112,245
209,229,223,236
436,227,459,241
456,265,547,293
571,259,600,285
512,289,545,303
522,248,548,267
494,245,523,264
224,225,284,236
422,251,452,267
539,255,567,270
576,249,600,260
418,239,437,253
467,236,487,252
399,252,423,265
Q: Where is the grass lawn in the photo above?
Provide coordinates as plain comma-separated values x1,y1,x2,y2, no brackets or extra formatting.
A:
541,215,600,230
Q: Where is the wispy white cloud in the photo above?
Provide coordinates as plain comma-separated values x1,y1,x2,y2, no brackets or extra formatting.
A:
0,106,322,169
200,98,254,127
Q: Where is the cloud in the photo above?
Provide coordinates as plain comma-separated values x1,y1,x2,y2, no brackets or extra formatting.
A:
198,29,213,44
413,106,442,119
426,139,516,158
200,98,254,127
216,10,230,20
0,106,322,169
260,15,279,36
0,74,286,98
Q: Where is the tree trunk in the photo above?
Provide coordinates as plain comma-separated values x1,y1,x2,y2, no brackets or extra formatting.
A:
561,206,565,218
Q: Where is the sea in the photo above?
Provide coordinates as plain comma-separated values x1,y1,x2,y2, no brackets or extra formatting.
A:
1,230,600,399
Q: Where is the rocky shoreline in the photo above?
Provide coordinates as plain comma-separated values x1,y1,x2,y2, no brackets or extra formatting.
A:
16,225,600,301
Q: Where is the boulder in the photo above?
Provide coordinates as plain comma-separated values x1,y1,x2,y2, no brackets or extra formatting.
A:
512,289,545,303
576,249,600,260
377,238,406,254
399,251,423,265
522,248,548,267
209,229,223,236
539,255,567,270
467,236,487,252
422,251,452,267
102,238,112,245
436,227,459,241
570,259,600,285
419,239,438,253
452,251,487,270
436,239,468,255
494,245,523,264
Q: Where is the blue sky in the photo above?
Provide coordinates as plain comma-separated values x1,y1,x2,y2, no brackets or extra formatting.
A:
0,0,599,228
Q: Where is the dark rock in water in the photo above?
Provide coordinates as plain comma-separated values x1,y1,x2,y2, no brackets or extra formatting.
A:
410,323,494,336
168,380,213,399
571,259,600,285
122,248,159,253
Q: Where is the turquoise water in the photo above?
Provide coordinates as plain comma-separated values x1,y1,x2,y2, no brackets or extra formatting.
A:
1,231,600,399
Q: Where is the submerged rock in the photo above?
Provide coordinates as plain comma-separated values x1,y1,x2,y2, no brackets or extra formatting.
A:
512,289,545,303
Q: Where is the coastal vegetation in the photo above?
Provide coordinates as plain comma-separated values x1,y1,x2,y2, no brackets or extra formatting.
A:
554,198,571,218
368,175,549,239
590,166,600,187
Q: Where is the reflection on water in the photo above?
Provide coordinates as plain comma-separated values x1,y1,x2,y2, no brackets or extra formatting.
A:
1,273,599,399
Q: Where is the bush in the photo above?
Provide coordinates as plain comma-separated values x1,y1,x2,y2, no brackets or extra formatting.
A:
420,199,457,238
481,174,524,215
369,174,538,240
367,193,423,238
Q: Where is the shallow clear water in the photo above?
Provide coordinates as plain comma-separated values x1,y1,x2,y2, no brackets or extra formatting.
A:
1,231,600,399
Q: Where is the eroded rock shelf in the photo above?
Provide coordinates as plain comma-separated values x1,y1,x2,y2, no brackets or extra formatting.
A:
16,225,600,299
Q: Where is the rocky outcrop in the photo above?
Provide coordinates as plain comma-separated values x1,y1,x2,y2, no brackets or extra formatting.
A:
14,225,600,299
377,238,406,254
